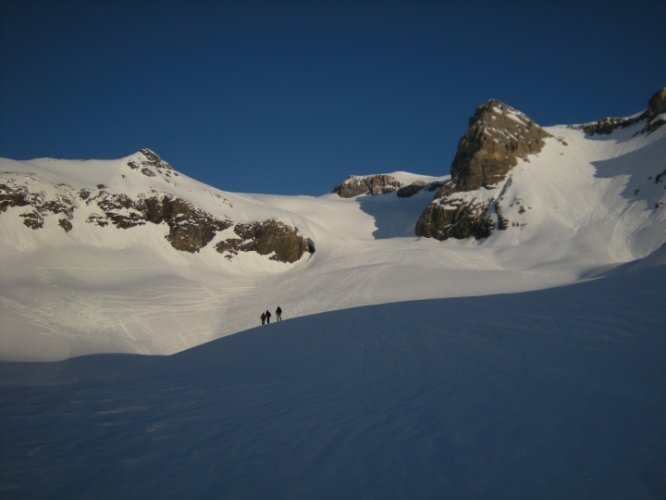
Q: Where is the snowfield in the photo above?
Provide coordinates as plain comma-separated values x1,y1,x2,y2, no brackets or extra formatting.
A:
0,107,665,498
1,250,664,499
1,118,665,361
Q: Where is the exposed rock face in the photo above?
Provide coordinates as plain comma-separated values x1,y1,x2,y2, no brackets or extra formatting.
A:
646,87,666,133
127,148,178,179
333,174,402,198
396,181,443,198
158,196,232,252
415,100,548,241
1,181,76,230
575,88,666,135
0,177,234,253
1,149,315,261
578,115,643,135
415,199,494,240
647,87,666,119
216,220,312,263
450,100,550,192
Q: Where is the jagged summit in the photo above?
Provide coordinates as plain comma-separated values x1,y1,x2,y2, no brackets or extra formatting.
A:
126,148,176,179
449,99,551,192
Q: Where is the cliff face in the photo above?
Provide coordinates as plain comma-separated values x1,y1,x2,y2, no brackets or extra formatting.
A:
449,100,550,192
215,219,313,263
333,174,403,198
415,100,549,240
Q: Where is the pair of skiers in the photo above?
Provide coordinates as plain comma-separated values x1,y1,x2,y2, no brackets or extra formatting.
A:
261,306,282,325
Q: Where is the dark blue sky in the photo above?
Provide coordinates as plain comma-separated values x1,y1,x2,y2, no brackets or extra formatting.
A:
1,0,664,195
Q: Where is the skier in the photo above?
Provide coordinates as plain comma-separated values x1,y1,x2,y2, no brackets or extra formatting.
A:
265,310,272,324
261,312,266,325
276,306,282,322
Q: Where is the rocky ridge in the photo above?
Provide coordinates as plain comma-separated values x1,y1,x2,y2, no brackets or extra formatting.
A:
573,87,666,136
333,174,402,198
333,174,442,198
0,150,312,262
415,88,666,241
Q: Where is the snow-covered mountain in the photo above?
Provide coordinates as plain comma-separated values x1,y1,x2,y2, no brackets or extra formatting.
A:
1,89,665,361
1,90,666,499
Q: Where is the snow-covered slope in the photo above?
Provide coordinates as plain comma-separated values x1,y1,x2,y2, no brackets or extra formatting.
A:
1,248,664,499
1,99,665,361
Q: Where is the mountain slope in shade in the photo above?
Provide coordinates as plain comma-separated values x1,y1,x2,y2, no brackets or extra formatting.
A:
1,250,664,499
1,92,665,361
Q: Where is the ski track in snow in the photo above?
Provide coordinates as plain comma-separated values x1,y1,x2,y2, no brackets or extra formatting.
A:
0,262,664,499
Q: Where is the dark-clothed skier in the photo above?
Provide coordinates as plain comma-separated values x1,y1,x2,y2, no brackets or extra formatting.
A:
276,306,282,321
265,310,272,324
261,312,266,325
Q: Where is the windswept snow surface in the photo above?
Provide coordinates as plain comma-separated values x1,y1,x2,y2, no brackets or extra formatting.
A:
1,255,665,499
1,118,665,361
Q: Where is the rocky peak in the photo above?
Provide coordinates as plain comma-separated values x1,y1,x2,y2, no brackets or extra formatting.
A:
415,99,550,241
333,174,402,198
647,87,666,119
450,99,550,192
127,148,178,179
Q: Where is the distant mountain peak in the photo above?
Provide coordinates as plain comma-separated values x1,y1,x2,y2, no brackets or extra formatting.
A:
574,87,666,135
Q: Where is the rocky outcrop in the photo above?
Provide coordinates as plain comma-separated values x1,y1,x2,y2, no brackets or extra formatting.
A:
415,199,493,240
396,181,443,198
1,150,315,261
415,100,548,241
0,172,233,253
647,87,666,119
646,87,666,133
449,100,550,192
127,148,178,179
1,181,77,230
157,196,232,253
333,174,402,198
575,88,666,135
80,190,234,252
216,220,312,263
